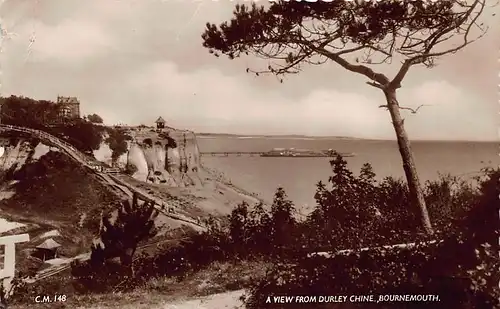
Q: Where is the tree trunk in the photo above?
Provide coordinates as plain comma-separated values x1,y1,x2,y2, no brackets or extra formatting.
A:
384,89,433,235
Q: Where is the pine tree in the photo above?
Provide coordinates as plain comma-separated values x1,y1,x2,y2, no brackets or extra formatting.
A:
91,193,159,276
269,188,296,257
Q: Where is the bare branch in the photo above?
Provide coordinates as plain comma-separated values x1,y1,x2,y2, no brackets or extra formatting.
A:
399,104,432,114
367,82,385,90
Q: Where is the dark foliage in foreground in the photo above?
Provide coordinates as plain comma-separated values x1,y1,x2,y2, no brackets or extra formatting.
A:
242,167,499,309
61,154,497,309
69,193,159,293
4,153,486,307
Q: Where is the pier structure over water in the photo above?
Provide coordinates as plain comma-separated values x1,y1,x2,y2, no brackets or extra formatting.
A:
200,151,262,157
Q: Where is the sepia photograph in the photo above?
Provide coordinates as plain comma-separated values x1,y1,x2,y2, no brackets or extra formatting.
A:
0,0,498,308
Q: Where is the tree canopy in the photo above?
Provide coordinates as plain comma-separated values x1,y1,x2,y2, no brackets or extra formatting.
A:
105,128,132,162
202,0,492,235
202,0,489,89
0,95,59,128
87,113,104,124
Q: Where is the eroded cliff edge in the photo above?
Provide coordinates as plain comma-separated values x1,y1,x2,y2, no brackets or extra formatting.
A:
94,127,202,187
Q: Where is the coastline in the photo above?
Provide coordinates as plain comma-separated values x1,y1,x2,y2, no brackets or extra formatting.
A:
199,161,270,206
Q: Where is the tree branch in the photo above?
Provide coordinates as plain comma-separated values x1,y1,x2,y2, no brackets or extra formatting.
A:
367,82,385,90
400,104,431,114
304,41,390,86
390,0,487,89
389,59,419,90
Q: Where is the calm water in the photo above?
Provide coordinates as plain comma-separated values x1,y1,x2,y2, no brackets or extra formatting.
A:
198,137,498,212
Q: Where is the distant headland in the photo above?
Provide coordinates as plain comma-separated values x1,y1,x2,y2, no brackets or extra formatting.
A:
196,132,365,140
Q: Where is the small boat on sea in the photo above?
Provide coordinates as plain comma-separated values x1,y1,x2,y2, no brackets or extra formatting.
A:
260,148,355,158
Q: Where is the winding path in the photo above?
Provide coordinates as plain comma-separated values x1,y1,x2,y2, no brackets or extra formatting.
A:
0,124,211,283
0,124,207,234
0,124,205,230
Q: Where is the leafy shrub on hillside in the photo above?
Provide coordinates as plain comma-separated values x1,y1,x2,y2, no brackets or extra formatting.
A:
125,163,138,176
86,113,104,124
49,121,104,153
91,194,159,271
71,194,159,293
71,154,494,303
242,167,499,309
105,127,132,163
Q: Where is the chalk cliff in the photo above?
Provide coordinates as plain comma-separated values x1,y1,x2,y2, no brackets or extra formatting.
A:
0,137,54,178
125,129,202,187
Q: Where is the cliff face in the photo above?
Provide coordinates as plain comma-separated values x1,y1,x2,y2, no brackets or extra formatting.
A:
0,135,117,225
125,129,201,187
91,127,202,187
0,138,54,178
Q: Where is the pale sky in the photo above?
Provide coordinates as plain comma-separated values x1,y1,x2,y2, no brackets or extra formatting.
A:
0,0,498,140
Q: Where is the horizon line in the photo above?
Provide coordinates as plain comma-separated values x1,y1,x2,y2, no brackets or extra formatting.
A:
194,132,497,143
104,124,498,143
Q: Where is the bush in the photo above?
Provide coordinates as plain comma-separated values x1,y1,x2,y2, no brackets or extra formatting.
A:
242,167,499,309
105,128,132,162
125,164,138,176
70,194,160,293
143,138,153,147
71,259,137,294
73,153,495,306
51,120,104,152
87,113,104,124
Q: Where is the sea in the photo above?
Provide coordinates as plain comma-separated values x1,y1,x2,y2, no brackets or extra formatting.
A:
197,136,499,213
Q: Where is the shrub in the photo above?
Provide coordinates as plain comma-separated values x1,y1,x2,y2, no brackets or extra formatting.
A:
242,168,499,309
125,164,138,176
105,128,131,162
91,194,159,272
87,113,104,124
143,138,153,147
74,154,494,306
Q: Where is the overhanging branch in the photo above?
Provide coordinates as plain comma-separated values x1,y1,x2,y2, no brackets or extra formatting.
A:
304,40,390,86
390,0,487,89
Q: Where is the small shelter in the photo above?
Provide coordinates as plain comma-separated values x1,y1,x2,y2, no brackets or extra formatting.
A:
155,116,166,129
33,238,61,261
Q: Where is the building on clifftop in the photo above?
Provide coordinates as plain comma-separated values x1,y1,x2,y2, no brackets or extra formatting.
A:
56,95,80,122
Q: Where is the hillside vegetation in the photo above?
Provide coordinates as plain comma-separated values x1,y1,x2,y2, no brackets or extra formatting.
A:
0,95,130,159
0,148,118,259
5,155,497,309
0,96,496,309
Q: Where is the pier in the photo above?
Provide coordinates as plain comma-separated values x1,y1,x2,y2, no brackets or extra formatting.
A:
200,151,263,157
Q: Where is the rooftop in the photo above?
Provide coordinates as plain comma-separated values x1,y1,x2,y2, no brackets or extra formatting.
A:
36,238,61,250
155,116,166,123
57,96,79,104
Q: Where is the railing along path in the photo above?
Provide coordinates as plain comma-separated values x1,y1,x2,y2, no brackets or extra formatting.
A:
0,124,206,230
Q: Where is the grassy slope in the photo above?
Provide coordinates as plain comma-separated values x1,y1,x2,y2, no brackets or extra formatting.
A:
1,132,267,309
9,260,268,309
0,150,118,257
